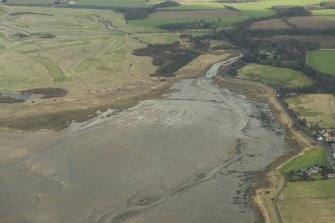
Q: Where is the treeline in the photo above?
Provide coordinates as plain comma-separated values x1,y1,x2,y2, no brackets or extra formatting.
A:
157,50,199,76
216,0,258,3
224,5,240,12
158,20,215,31
133,42,200,77
272,6,312,17
114,7,156,20
153,1,180,8
320,1,335,8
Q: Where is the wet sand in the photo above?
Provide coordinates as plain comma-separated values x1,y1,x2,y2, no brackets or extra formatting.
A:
0,59,286,223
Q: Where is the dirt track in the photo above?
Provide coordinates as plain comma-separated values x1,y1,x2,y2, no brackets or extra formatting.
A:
0,59,287,223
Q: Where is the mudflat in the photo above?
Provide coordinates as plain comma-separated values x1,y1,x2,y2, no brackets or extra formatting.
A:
0,61,286,223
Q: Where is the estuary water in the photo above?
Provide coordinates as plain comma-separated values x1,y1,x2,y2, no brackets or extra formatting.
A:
0,57,286,223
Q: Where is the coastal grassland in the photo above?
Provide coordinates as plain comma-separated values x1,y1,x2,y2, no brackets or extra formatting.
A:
237,64,314,89
279,179,335,223
74,58,97,73
285,94,335,128
307,50,335,77
0,53,229,131
132,33,178,44
280,147,327,175
0,6,160,94
0,31,5,39
5,0,163,7
36,56,66,82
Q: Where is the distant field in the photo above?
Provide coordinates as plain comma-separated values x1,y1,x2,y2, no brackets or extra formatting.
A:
149,8,242,19
267,35,335,48
287,16,335,29
250,16,335,30
307,50,335,77
312,9,335,21
237,64,314,89
279,179,335,223
285,94,335,128
249,18,292,30
166,0,324,16
129,15,248,30
280,148,327,175
5,0,163,7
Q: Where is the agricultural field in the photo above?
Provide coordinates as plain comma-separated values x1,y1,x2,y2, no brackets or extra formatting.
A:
165,0,324,17
149,9,242,19
312,9,335,22
267,35,335,48
307,50,335,77
278,147,335,223
280,147,327,175
285,94,335,128
249,16,335,30
129,15,248,31
279,179,335,223
249,18,292,30
237,64,314,89
287,16,335,29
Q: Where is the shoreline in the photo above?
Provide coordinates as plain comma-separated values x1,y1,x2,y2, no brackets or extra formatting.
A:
0,53,231,132
0,55,283,223
0,54,312,222
215,76,314,223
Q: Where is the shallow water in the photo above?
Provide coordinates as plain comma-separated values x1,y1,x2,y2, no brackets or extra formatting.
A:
0,58,286,223
0,92,42,100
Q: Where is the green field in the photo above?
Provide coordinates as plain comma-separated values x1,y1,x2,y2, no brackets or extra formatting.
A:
285,179,335,200
6,0,163,7
312,9,335,21
280,148,327,175
37,56,67,82
129,15,248,31
279,179,335,223
74,58,97,73
307,50,335,77
278,146,335,223
237,63,314,89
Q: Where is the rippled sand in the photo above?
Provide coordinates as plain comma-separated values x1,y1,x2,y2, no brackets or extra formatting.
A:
0,61,286,223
